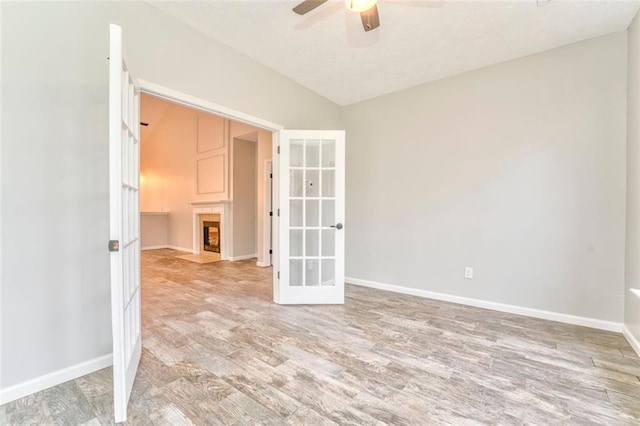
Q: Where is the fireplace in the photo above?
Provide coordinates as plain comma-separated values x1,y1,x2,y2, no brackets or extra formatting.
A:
197,212,222,256
192,203,228,259
203,221,220,253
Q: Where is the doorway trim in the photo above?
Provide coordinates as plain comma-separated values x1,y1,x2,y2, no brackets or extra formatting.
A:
139,80,283,132
257,159,273,267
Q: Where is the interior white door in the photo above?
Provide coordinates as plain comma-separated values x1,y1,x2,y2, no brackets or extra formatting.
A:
276,130,345,304
108,24,141,423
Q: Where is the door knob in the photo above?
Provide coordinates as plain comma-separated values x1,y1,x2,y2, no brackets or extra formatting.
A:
330,223,343,230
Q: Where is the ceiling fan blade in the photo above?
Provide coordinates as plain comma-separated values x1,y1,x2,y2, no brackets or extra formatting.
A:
292,0,329,15
360,5,380,32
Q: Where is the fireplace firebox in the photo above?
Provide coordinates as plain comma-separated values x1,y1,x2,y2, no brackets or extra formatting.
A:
203,221,220,253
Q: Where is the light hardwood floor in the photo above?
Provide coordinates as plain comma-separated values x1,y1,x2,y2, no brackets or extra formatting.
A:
2,249,639,425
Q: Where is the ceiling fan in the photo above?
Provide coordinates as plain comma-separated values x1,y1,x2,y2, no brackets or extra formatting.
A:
293,0,381,32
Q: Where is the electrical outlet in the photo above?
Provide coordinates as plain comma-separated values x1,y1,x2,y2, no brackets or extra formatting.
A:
464,267,473,279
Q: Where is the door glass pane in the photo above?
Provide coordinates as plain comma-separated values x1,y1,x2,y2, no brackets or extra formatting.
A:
306,259,319,286
322,230,335,256
291,139,303,167
306,170,319,197
306,230,319,256
290,170,303,197
290,200,303,226
321,200,335,227
306,200,319,227
322,170,335,197
290,259,303,286
321,259,335,286
290,229,303,256
306,139,320,167
321,139,336,168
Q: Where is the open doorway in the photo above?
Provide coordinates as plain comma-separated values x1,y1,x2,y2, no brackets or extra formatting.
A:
138,93,274,268
108,26,344,421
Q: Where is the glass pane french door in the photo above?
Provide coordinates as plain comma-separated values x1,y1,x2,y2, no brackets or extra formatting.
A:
277,130,345,304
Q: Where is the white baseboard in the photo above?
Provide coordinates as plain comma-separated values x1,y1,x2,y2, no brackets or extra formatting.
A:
346,277,623,333
623,325,640,356
167,245,194,254
229,253,257,261
141,245,169,251
256,261,271,268
0,354,112,405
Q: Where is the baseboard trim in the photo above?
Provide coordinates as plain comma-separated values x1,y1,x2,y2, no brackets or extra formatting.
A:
0,354,112,405
346,277,622,333
167,245,194,254
623,325,640,357
229,253,258,261
256,261,271,268
141,245,169,251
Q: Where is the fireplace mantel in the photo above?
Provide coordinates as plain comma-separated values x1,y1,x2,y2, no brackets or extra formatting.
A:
189,199,232,206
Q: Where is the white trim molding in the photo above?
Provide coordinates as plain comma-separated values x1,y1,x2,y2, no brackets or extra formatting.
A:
139,80,284,133
623,325,640,357
0,354,112,405
229,253,258,261
141,245,193,253
346,277,623,333
167,245,194,254
256,261,271,268
141,245,170,251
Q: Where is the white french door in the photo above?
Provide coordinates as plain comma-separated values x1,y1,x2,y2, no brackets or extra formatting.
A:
108,24,141,423
276,130,345,304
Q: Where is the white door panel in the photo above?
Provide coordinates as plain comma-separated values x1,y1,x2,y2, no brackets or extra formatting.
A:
109,24,141,423
276,130,345,304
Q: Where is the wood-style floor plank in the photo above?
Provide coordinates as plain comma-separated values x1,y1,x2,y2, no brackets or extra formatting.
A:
2,249,639,425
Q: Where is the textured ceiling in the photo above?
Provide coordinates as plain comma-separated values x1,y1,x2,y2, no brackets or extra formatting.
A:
149,0,640,106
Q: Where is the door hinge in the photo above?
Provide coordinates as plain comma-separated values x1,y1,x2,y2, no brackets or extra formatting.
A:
277,146,280,154
269,211,273,217
108,240,120,252
277,209,280,217
269,249,273,254
270,173,273,179
277,271,280,279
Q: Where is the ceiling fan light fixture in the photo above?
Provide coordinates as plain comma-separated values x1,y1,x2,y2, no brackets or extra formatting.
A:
345,0,376,13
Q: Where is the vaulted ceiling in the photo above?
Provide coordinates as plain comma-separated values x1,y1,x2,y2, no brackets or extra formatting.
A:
149,0,640,106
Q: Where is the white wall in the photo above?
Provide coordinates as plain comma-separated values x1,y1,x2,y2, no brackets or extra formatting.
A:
232,139,257,258
343,32,628,324
625,12,640,348
0,0,342,393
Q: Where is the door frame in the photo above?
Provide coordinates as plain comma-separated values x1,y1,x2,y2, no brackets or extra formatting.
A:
260,159,273,268
137,80,283,299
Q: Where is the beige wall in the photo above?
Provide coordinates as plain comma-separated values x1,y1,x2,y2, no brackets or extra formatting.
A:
141,100,270,260
229,122,273,265
343,32,628,323
140,102,207,252
232,139,258,258
1,0,342,391
626,11,640,346
140,213,169,249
